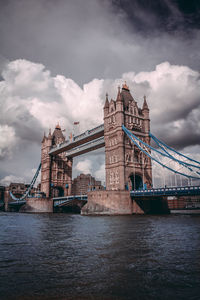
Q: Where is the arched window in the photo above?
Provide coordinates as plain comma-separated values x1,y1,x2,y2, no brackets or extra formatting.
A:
57,172,62,180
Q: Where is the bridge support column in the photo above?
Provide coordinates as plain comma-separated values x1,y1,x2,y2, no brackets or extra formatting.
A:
81,190,133,215
4,188,11,212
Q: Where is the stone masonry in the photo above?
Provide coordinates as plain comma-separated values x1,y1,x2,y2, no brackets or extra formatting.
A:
41,124,72,198
104,83,152,191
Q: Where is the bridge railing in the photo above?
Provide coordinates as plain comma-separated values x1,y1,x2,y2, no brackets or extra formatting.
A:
53,195,88,207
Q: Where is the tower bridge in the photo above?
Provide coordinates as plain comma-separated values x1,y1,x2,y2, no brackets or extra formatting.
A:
7,83,200,214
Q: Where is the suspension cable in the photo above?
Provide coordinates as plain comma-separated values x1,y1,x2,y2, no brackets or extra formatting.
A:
9,163,41,201
122,125,200,180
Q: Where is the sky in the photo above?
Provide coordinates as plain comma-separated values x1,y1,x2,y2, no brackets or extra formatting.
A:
0,0,200,186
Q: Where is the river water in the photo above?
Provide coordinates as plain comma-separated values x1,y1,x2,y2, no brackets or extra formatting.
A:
0,212,199,300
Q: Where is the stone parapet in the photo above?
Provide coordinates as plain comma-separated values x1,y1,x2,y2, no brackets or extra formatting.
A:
81,190,133,215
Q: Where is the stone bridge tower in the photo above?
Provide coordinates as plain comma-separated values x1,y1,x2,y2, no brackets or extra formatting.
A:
104,83,152,191
41,124,72,197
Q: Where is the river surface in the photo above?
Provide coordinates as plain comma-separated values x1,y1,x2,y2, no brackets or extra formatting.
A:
0,212,199,300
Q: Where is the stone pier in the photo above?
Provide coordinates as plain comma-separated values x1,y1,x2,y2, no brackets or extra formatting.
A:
20,197,53,213
81,190,134,215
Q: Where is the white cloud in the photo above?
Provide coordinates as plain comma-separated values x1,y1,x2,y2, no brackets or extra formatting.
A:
0,175,24,186
74,159,92,175
0,125,17,159
94,163,105,183
119,62,200,148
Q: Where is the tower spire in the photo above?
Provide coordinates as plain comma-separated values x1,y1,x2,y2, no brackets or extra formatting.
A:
142,95,149,110
104,93,109,109
116,85,122,102
122,81,129,91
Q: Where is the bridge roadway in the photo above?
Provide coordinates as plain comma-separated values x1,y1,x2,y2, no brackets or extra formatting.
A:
53,195,88,207
130,185,200,197
49,124,104,157
52,186,200,207
7,186,200,208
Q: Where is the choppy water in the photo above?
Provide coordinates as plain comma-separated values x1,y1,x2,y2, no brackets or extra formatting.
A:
0,212,200,300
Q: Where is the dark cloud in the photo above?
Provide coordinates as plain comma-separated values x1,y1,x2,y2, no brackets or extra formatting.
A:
0,0,199,85
113,0,200,34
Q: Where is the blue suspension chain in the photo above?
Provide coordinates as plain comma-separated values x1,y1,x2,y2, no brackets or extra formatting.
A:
122,125,200,180
150,133,200,174
9,163,41,201
150,132,200,166
123,125,200,172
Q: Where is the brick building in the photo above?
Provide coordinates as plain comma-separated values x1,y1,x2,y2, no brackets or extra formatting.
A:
72,173,104,195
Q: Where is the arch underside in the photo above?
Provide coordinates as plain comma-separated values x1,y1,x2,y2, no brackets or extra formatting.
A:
129,173,143,190
52,186,64,197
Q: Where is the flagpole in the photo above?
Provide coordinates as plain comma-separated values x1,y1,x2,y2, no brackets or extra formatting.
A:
73,121,80,136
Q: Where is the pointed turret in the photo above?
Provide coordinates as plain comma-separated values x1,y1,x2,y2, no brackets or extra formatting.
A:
48,128,52,140
122,81,129,91
42,132,47,143
104,93,109,109
142,95,150,133
52,123,65,145
55,122,61,130
104,93,109,117
142,95,149,111
116,86,122,102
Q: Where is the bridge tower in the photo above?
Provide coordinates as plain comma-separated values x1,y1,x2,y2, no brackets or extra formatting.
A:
41,124,72,197
104,83,152,191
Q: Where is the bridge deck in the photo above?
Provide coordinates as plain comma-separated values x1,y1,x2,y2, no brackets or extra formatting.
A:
53,195,88,207
130,186,200,197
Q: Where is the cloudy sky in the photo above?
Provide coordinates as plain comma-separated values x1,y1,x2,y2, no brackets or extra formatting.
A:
0,0,200,186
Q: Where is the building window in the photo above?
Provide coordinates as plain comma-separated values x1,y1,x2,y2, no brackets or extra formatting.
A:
57,172,62,180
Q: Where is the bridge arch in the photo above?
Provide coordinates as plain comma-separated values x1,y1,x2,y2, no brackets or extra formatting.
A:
52,186,64,197
129,173,143,190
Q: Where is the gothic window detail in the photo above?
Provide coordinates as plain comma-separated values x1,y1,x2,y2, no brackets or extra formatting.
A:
116,171,119,184
110,172,113,184
57,172,62,180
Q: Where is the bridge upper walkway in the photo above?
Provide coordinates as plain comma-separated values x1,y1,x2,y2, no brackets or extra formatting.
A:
49,124,104,156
